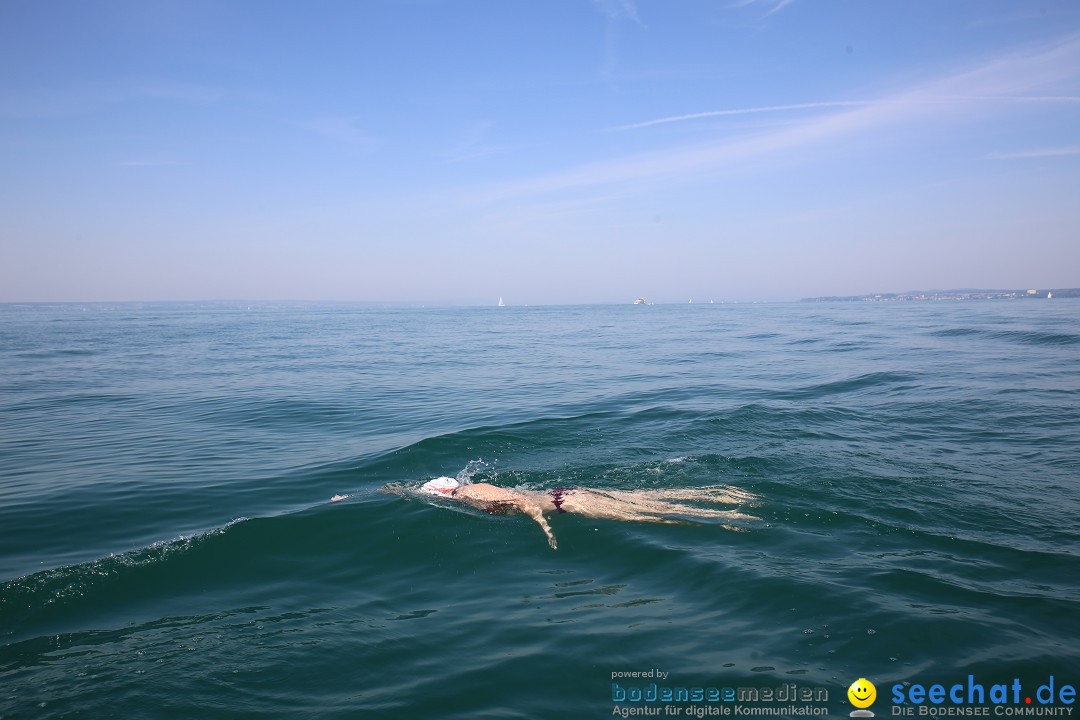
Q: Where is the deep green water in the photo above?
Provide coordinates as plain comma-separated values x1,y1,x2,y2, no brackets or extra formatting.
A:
1,301,1078,719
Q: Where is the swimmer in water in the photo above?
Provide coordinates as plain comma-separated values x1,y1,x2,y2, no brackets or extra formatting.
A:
411,477,757,549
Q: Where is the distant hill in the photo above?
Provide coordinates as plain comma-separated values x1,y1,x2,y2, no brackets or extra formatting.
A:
803,288,1078,302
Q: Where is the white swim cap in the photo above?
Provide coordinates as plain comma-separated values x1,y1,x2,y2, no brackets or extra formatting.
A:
420,477,460,496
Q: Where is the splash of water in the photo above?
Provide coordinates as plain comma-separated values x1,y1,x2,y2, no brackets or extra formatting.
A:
455,458,493,486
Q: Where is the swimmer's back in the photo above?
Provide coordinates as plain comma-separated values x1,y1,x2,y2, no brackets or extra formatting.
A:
454,483,520,502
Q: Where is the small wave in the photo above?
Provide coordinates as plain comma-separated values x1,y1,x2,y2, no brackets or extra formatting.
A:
827,340,874,352
929,327,1080,346
191,396,356,430
775,371,917,400
13,348,97,358
990,330,1080,346
929,327,983,338
0,519,248,626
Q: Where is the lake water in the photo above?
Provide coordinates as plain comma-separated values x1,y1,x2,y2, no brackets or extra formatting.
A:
1,300,1078,718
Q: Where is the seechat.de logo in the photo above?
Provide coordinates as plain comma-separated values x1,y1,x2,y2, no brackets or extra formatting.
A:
848,678,877,717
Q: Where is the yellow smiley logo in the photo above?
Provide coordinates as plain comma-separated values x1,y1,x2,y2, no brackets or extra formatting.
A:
847,678,876,708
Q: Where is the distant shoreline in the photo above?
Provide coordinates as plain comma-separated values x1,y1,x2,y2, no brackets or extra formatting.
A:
803,288,1077,302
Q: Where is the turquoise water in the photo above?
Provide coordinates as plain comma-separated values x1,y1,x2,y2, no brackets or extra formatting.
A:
1,301,1078,719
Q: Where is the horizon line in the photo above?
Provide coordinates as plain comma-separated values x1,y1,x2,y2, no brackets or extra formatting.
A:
2,287,1076,308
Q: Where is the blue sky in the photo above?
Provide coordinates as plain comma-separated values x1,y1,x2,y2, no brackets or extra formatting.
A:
2,0,1078,304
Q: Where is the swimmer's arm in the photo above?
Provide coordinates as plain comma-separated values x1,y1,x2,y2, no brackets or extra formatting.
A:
515,499,557,550
455,485,558,549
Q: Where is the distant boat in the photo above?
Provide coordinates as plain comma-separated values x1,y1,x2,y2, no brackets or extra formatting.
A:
688,299,693,304
633,297,646,305
498,296,505,307
1048,292,1053,299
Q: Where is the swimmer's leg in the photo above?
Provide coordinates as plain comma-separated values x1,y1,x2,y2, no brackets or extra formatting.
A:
557,491,688,523
647,485,758,505
560,490,757,523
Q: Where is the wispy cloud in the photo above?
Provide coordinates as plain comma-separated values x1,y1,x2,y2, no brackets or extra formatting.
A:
608,95,1080,132
950,94,1080,104
132,82,223,104
765,0,796,17
618,0,646,26
607,101,872,131
0,80,223,118
729,0,796,17
592,0,646,28
987,146,1080,160
442,121,509,163
114,159,183,167
591,0,647,80
300,116,379,151
968,6,1080,29
476,34,1080,202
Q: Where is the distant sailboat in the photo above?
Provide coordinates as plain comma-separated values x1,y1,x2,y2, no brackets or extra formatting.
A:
1047,292,1053,299
498,296,505,307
